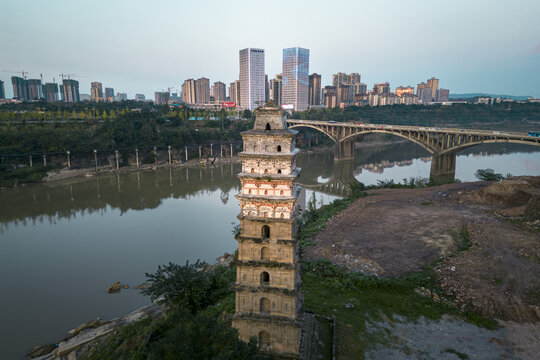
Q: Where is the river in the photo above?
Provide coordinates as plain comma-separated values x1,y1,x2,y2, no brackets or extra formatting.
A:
1,141,539,358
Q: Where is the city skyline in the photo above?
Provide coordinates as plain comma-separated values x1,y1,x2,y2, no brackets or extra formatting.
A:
1,0,539,98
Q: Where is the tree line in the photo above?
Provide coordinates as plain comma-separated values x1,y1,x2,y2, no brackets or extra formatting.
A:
292,102,540,131
0,102,254,156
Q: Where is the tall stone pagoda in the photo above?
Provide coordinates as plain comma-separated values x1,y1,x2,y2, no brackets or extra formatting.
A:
232,102,304,358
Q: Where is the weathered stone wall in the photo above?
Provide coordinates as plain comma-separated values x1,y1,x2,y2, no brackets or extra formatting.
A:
235,290,298,318
237,266,296,289
238,241,295,263
239,218,295,240
232,318,302,355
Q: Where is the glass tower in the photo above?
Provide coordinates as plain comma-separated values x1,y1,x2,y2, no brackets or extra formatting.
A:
282,47,310,112
239,48,266,110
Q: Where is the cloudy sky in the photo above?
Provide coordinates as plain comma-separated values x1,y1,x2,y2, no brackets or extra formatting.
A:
1,0,539,98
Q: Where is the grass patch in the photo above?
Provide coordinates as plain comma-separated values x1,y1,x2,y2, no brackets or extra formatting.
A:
0,165,50,187
302,256,500,358
421,200,433,205
303,260,457,358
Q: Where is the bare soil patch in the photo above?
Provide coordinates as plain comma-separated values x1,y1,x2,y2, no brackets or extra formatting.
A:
305,177,540,323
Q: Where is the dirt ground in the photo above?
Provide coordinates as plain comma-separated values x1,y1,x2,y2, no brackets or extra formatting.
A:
305,176,540,358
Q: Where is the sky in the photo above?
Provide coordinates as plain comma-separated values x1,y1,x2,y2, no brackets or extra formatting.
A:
1,0,539,99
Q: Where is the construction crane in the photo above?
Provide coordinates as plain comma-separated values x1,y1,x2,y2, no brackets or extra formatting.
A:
58,73,77,80
2,70,28,79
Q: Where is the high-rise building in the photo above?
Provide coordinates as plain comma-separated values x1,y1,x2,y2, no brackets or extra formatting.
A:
182,79,197,105
213,81,226,104
105,87,114,102
44,83,59,102
436,89,450,102
265,74,269,102
62,79,80,103
353,83,367,95
395,86,415,97
11,76,29,101
427,77,439,100
308,73,321,106
229,81,239,106
417,86,432,104
373,82,390,94
0,80,5,99
91,82,103,101
154,91,170,104
239,48,266,110
232,103,304,357
135,94,146,101
332,72,348,87
323,86,337,108
27,79,43,100
269,74,282,106
349,73,361,85
195,77,210,104
282,47,309,111
117,93,128,101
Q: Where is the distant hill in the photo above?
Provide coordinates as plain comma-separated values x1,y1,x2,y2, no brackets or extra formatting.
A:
450,93,532,100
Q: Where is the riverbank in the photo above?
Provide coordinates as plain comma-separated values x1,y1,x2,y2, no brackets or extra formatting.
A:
303,176,540,359
1,134,407,189
25,176,540,359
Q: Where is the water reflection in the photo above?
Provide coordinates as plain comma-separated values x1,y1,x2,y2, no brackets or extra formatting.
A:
297,142,540,197
0,164,242,232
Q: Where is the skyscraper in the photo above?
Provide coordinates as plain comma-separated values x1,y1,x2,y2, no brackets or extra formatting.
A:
105,87,114,102
135,94,146,101
154,91,170,104
373,82,390,94
182,79,197,104
229,80,241,106
12,76,29,101
269,74,282,106
282,47,309,111
44,83,59,102
239,48,265,110
213,81,226,104
27,79,43,100
91,82,103,101
62,79,80,103
427,77,439,100
117,93,128,101
195,77,210,104
436,89,450,102
308,73,321,106
0,80,5,99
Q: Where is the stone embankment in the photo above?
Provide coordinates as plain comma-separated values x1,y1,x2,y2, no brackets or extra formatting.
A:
44,156,242,183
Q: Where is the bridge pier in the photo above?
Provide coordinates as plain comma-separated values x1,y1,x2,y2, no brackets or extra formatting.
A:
334,139,355,161
430,152,456,184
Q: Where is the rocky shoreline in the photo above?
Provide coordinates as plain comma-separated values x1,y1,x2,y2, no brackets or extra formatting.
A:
26,253,236,360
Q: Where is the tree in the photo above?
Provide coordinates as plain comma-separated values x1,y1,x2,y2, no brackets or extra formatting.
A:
142,260,234,314
475,168,504,181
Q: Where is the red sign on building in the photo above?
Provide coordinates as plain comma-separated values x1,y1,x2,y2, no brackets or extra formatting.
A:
222,102,237,108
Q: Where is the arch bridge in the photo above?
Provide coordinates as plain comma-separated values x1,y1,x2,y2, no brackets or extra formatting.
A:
287,119,540,183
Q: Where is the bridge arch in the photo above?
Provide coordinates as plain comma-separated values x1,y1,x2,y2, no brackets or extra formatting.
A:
439,138,540,155
287,124,338,142
340,130,436,154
